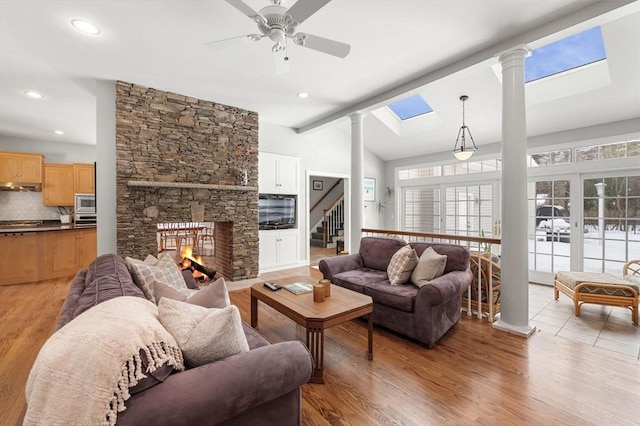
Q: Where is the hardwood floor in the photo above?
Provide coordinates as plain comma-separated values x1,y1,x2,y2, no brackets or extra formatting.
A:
1,267,639,425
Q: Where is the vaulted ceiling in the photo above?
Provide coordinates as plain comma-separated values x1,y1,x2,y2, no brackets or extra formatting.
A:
0,0,638,161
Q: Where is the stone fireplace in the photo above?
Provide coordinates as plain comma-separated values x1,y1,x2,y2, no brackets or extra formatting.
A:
115,81,259,280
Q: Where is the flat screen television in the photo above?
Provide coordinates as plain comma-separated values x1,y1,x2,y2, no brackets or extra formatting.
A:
258,194,297,230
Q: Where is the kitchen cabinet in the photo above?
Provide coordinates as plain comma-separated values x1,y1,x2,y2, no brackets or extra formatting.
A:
0,152,43,183
43,163,74,206
73,163,95,194
259,229,299,271
0,232,44,285
259,152,299,194
44,228,97,279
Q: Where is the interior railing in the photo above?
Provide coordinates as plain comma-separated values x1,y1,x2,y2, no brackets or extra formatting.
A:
361,228,502,322
323,195,344,247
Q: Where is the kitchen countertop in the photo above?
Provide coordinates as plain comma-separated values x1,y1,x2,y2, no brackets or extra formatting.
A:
0,220,97,234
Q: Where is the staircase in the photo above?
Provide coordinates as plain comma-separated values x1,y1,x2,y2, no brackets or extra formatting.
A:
310,196,344,248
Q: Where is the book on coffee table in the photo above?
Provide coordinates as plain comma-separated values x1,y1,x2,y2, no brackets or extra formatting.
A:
283,282,314,295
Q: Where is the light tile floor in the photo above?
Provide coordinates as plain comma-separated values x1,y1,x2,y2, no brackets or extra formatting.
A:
529,283,640,359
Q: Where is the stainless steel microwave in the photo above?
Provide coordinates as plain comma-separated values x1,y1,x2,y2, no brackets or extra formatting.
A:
75,193,96,213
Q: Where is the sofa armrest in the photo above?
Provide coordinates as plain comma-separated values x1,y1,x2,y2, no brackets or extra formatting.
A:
118,341,313,426
416,270,472,307
319,253,363,281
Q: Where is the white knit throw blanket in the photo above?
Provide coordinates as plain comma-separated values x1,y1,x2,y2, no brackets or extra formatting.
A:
24,297,184,426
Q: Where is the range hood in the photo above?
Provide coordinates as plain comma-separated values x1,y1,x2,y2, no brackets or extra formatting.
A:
0,182,42,192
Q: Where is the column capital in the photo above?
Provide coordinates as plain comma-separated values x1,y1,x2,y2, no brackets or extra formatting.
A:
497,45,530,65
349,110,368,123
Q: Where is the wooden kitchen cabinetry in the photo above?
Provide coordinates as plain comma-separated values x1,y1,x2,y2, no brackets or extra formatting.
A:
0,232,44,285
0,152,43,183
43,163,74,206
44,228,97,279
73,163,95,194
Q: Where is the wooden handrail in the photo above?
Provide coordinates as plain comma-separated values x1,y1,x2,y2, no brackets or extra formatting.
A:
310,179,343,212
361,228,501,245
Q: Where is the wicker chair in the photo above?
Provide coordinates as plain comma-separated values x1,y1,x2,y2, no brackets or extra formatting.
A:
462,252,501,322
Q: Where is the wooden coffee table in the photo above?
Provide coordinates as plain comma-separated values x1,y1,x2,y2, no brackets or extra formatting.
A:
251,276,373,384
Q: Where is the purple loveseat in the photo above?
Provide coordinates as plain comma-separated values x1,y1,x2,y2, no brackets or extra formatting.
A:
319,237,471,348
54,254,313,426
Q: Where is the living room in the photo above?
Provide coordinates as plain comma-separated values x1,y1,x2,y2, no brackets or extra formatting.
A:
1,1,639,424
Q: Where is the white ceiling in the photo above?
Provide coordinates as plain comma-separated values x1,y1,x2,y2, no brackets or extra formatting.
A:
0,0,638,161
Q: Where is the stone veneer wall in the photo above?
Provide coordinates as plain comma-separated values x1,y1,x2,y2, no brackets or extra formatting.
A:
115,81,259,280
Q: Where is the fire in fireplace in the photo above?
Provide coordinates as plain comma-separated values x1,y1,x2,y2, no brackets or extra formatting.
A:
180,246,216,281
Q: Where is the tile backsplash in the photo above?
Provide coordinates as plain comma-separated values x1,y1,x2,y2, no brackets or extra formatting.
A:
0,192,62,221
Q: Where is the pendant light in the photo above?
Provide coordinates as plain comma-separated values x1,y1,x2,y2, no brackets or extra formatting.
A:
452,95,478,161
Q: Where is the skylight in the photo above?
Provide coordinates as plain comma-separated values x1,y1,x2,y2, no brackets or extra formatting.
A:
388,94,434,120
525,26,606,83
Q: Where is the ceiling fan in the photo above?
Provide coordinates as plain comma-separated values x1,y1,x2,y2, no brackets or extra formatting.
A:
208,0,351,73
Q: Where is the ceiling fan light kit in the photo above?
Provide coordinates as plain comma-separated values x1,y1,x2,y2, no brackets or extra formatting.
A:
452,95,478,161
212,0,351,73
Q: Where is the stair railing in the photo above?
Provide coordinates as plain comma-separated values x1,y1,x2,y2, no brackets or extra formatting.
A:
323,195,344,247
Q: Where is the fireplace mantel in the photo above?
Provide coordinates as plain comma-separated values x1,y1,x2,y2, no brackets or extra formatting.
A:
127,181,257,192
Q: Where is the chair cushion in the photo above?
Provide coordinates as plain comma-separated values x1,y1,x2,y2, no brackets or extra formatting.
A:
556,271,639,297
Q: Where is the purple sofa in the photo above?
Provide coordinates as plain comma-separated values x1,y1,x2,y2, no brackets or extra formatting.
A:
319,237,471,348
54,254,313,426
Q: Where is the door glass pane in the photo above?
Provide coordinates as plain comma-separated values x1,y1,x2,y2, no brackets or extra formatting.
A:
529,180,571,275
403,187,440,233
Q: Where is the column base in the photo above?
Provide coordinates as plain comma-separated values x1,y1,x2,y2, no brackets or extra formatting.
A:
492,319,537,338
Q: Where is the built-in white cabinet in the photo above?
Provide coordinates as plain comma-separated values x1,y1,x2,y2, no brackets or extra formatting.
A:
259,152,299,194
259,229,299,270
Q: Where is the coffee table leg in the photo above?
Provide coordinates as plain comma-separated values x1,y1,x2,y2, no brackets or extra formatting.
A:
250,295,258,328
306,323,325,384
368,313,373,360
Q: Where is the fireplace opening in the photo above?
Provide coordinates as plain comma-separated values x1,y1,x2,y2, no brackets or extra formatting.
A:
157,221,233,280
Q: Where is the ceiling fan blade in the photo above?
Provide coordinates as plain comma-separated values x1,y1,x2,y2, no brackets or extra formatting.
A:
205,34,263,48
273,48,291,74
286,0,332,25
294,33,350,58
225,0,265,22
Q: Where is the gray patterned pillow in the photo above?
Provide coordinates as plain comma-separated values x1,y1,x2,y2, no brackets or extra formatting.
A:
387,245,418,285
125,255,187,303
410,246,448,287
157,298,249,368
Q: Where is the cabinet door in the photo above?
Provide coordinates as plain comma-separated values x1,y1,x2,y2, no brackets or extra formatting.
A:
258,153,279,193
76,229,97,269
259,231,279,269
0,153,18,181
18,154,43,183
0,233,43,285
74,163,95,194
43,164,74,206
277,155,299,194
277,230,299,266
45,230,78,279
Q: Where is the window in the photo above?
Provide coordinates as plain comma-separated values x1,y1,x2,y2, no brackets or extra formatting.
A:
388,94,434,120
525,26,606,83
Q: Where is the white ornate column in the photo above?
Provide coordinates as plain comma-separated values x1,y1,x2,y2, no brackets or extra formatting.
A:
349,111,366,253
96,80,117,254
493,46,536,337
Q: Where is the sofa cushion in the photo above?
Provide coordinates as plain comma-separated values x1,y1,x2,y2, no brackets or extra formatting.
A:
153,277,231,309
387,245,419,285
126,255,187,303
157,298,249,368
411,242,470,274
333,268,389,293
364,281,417,312
360,237,407,271
410,247,447,287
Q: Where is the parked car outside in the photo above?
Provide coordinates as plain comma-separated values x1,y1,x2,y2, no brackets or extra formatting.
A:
536,205,570,242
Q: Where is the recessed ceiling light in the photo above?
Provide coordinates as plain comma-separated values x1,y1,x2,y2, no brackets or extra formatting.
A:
24,91,43,99
54,130,64,135
297,92,309,98
71,19,101,35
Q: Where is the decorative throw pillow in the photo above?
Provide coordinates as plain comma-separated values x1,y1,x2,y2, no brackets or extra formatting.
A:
387,245,419,285
157,298,249,368
153,277,231,309
125,255,187,303
410,247,448,287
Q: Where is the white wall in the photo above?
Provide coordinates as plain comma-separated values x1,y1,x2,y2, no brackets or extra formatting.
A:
0,136,96,163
